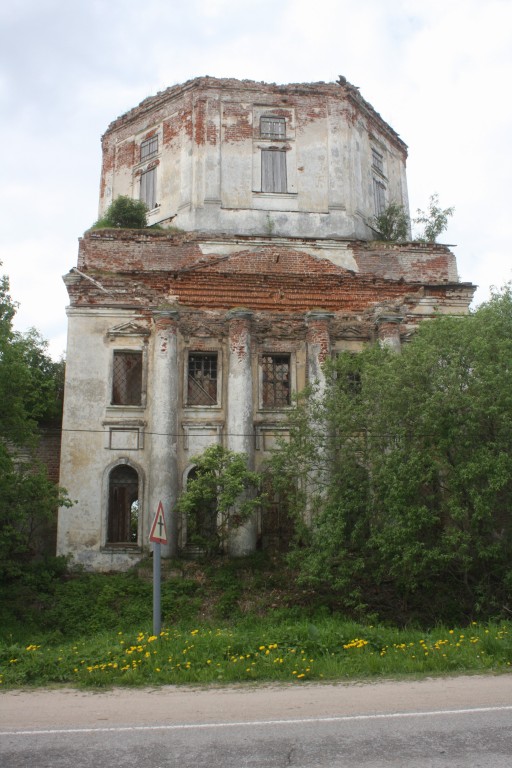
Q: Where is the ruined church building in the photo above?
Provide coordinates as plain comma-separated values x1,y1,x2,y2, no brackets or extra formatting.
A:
57,76,475,570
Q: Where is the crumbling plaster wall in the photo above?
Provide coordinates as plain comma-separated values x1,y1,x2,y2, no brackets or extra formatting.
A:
99,77,408,240
58,230,474,570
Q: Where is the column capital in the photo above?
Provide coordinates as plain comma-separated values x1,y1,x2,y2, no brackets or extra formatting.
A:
153,309,179,321
226,308,254,321
305,310,335,323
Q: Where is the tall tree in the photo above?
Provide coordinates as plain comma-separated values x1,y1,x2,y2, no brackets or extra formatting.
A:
0,264,69,581
270,287,512,622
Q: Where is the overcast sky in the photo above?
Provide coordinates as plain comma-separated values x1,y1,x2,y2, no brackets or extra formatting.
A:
1,0,511,358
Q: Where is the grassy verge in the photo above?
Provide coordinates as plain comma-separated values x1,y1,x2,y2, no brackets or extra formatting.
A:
1,555,512,689
1,619,511,689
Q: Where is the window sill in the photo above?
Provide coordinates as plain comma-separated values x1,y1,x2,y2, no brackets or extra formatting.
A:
252,191,297,198
101,544,142,553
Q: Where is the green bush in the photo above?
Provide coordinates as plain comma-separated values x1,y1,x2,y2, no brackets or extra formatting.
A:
91,196,148,229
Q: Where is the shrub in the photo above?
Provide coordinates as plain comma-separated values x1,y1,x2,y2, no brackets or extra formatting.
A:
92,196,148,229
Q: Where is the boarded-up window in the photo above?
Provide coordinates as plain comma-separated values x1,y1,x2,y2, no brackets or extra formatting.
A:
112,351,142,405
260,116,286,139
140,167,157,209
261,354,290,407
373,178,386,215
108,465,139,544
187,353,218,406
141,136,158,161
262,149,287,193
372,148,384,174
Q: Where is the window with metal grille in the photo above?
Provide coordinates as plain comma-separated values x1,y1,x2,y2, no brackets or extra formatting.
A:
140,167,157,209
140,135,158,161
373,178,386,215
262,149,287,193
107,465,139,544
261,354,290,407
112,351,143,405
260,116,286,139
372,148,384,174
187,353,218,406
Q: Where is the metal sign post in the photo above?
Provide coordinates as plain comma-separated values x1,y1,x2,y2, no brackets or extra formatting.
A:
149,501,168,636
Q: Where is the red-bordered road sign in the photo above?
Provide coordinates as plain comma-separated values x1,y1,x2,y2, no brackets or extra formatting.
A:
149,501,168,544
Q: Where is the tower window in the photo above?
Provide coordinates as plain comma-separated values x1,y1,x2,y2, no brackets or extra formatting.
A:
140,167,157,209
260,116,286,139
261,149,287,193
141,136,158,161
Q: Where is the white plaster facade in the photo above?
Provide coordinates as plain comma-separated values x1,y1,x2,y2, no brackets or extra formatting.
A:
99,76,409,240
57,77,474,571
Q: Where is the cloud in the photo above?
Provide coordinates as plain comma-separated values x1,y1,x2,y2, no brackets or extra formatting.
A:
1,0,511,353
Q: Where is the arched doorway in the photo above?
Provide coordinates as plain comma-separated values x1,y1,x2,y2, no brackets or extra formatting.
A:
107,464,139,544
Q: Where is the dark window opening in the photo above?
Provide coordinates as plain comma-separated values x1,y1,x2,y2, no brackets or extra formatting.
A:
261,149,287,193
260,116,286,139
260,481,295,552
185,467,217,546
261,354,290,407
141,136,158,161
112,351,143,405
107,465,139,544
140,167,157,209
187,353,218,406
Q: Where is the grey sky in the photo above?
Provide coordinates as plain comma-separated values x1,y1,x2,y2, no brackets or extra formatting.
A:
1,0,511,358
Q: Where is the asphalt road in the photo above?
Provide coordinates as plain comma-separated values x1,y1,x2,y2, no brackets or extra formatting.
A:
1,675,512,767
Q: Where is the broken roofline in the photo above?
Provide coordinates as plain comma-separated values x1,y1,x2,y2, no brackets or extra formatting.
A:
102,75,408,157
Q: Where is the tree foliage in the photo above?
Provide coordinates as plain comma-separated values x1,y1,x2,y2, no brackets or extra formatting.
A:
373,201,410,241
414,193,454,242
92,195,148,229
270,288,512,623
176,445,263,556
0,265,70,582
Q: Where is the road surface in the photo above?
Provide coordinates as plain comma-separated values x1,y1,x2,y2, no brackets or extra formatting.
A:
1,674,511,766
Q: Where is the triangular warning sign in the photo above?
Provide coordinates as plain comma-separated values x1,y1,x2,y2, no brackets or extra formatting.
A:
149,501,168,544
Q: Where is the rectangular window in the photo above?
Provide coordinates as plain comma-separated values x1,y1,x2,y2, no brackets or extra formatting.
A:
261,354,290,407
187,353,218,406
373,178,386,215
140,167,157,209
112,351,143,406
372,148,384,174
262,149,287,193
260,116,286,139
141,136,158,161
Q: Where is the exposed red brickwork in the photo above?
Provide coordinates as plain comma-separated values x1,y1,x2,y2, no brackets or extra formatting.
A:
306,316,332,363
222,103,253,142
37,424,62,484
116,140,135,169
194,98,207,145
102,77,408,158
228,313,252,361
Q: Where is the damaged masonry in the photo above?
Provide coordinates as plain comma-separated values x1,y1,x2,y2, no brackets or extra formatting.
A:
57,76,475,570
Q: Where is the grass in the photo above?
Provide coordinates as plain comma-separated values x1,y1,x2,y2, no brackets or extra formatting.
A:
1,620,511,689
1,554,512,689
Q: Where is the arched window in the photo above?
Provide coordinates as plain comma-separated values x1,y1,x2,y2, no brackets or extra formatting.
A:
107,465,139,544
